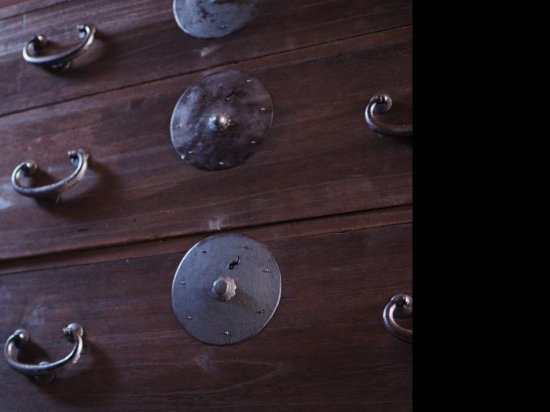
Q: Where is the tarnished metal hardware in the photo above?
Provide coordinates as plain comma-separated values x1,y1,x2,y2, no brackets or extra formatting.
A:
173,0,262,39
383,293,412,343
172,233,282,345
170,69,273,171
4,323,85,383
22,24,96,72
365,94,412,137
11,149,90,203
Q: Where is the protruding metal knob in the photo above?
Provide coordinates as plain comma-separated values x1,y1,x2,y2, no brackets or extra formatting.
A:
208,113,232,132
212,276,237,301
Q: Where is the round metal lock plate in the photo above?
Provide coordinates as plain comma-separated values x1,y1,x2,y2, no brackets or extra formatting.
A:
173,0,261,39
171,233,281,345
170,69,273,171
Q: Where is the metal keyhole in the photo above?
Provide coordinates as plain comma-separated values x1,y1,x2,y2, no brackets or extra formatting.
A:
228,256,240,270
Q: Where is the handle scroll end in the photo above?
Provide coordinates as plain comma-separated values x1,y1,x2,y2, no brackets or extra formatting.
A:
383,293,413,343
365,93,412,137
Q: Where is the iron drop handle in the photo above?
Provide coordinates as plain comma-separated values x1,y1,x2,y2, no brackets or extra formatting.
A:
365,94,412,137
22,24,96,71
383,293,412,343
11,149,90,202
4,323,85,382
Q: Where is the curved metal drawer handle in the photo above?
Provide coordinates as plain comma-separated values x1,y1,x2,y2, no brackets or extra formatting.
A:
365,94,412,137
22,24,96,71
383,293,412,343
11,149,90,202
4,323,85,383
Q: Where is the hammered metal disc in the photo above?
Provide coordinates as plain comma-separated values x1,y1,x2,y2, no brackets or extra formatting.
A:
170,69,273,171
173,0,261,39
171,233,281,345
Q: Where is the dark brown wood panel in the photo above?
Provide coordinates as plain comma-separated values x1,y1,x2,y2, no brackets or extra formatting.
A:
0,223,412,410
0,0,69,20
0,0,412,115
0,27,412,260
0,205,412,275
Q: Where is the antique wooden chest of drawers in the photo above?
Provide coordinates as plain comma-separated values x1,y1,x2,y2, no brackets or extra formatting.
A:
0,0,412,409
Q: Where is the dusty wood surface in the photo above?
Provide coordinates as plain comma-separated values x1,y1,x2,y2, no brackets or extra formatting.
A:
0,223,413,411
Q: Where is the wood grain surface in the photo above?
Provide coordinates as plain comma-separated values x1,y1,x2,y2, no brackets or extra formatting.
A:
0,205,412,275
0,0,69,20
0,223,412,411
0,27,412,261
1,1,413,409
0,0,411,116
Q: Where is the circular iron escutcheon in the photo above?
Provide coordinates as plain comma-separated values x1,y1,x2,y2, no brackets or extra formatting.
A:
173,0,262,39
170,69,273,171
171,233,282,345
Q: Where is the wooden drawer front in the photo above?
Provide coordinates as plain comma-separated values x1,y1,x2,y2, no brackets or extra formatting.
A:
0,0,411,116
0,27,412,261
0,0,67,20
0,223,412,410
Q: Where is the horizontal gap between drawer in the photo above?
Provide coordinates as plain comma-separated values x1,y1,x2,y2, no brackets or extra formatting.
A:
0,203,412,275
0,23,412,119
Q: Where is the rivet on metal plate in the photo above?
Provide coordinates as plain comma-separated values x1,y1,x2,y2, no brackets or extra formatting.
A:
170,69,274,171
173,0,263,39
171,233,282,345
